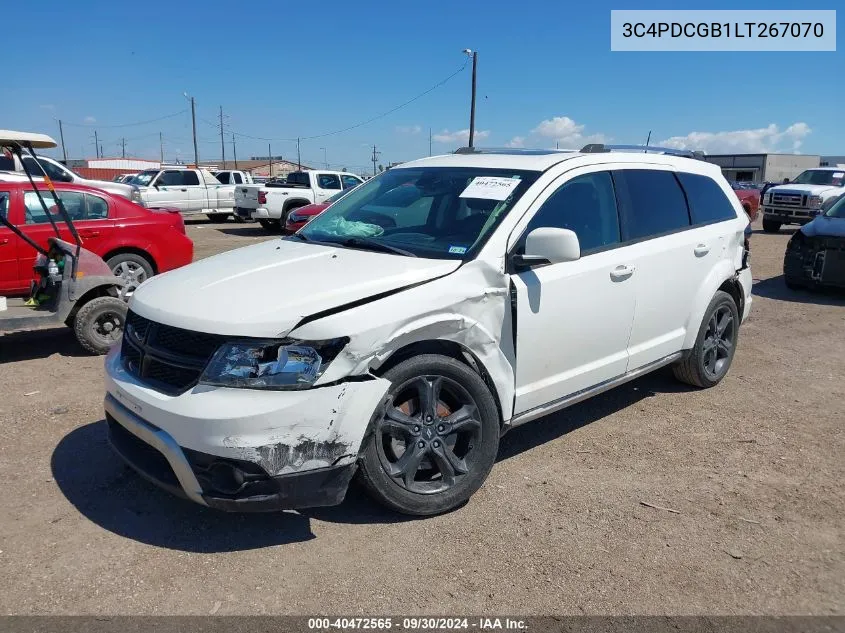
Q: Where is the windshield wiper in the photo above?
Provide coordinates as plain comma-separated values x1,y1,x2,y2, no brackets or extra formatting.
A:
338,237,417,257
288,232,310,242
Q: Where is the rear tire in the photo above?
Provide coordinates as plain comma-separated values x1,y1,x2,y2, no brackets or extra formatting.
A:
73,296,127,355
207,214,230,223
107,253,153,301
357,354,500,516
673,290,739,389
762,218,781,233
258,219,280,233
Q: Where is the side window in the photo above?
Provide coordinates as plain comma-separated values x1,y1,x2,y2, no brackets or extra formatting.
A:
23,156,69,181
677,173,738,225
85,194,109,220
24,191,86,223
216,172,231,184
317,174,341,190
233,173,243,184
615,169,690,240
0,192,10,221
180,171,200,186
156,171,183,186
341,175,361,189
524,171,621,253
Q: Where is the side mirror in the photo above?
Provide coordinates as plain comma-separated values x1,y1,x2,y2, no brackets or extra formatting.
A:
514,227,580,267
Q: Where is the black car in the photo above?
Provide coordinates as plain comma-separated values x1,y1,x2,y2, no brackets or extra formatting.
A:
783,194,845,290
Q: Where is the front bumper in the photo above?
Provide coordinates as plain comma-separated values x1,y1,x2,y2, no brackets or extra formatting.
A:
763,206,820,224
103,347,390,511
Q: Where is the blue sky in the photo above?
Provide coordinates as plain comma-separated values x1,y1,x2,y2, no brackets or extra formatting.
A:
4,0,842,173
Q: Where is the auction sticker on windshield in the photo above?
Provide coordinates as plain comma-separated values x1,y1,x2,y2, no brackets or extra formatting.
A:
460,176,521,201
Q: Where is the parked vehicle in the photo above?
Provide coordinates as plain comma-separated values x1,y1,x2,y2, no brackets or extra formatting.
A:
113,173,137,183
0,130,127,354
284,189,351,232
728,181,760,221
235,170,364,232
761,168,845,232
131,167,240,221
0,178,193,299
104,145,752,516
0,152,140,202
212,170,254,185
783,194,845,290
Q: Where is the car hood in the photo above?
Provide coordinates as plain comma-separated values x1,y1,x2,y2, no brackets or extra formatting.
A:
130,239,461,337
770,184,841,197
801,215,845,238
89,180,135,199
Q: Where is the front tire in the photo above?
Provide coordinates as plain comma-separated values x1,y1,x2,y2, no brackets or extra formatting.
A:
762,218,782,233
73,296,127,355
258,219,280,233
673,290,739,389
207,214,230,223
358,354,500,516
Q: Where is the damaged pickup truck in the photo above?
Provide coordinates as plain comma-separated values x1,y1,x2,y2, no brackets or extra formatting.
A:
104,146,753,516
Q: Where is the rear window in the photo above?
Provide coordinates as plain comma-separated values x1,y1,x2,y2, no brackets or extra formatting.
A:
615,170,690,240
677,173,737,225
286,172,310,186
181,171,200,186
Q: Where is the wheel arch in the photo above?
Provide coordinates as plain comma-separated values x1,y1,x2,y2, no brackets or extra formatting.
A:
63,285,120,326
370,339,506,429
681,260,743,350
283,199,311,213
102,246,157,274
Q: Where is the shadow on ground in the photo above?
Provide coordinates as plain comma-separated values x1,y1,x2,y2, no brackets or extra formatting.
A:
753,275,845,306
52,368,691,545
0,327,91,362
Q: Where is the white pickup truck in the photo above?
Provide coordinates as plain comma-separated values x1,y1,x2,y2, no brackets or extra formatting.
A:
762,167,845,232
234,170,364,231
131,167,242,221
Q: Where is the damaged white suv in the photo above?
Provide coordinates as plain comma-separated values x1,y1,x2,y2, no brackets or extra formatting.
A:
104,146,753,515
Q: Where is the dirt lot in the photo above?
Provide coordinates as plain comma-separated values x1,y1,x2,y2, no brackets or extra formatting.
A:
0,218,842,616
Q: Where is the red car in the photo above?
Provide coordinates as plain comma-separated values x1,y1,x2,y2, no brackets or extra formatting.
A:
729,182,760,222
0,180,193,298
284,189,349,233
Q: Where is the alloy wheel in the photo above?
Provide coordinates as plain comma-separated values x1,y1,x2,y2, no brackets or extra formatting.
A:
702,305,735,380
112,261,148,300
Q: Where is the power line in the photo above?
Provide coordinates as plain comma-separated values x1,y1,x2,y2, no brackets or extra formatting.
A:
59,109,188,129
230,60,469,143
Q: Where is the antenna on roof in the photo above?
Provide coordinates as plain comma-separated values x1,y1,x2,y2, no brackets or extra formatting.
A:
644,130,651,153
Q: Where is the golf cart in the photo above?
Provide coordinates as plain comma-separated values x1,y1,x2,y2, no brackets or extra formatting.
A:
0,130,127,354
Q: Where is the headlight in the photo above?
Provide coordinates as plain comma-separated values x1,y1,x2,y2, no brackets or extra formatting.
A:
130,187,142,203
199,338,347,390
288,212,304,223
808,195,823,209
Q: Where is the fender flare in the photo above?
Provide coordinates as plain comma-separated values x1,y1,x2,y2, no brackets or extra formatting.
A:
682,260,739,350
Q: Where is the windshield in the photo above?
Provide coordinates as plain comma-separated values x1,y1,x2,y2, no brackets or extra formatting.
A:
824,196,845,218
129,170,159,186
791,170,845,186
298,167,540,259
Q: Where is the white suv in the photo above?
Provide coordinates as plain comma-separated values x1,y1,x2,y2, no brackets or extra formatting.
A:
104,146,753,516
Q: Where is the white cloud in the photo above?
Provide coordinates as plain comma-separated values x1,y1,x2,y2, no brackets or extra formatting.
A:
505,136,525,148
530,116,606,148
659,122,812,154
395,125,422,135
433,128,490,144
84,116,96,124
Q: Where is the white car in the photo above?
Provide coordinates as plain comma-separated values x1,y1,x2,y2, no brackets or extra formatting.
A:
104,145,753,516
762,167,845,233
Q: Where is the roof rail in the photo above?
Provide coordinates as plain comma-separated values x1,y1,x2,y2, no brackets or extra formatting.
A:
454,147,576,156
580,143,706,160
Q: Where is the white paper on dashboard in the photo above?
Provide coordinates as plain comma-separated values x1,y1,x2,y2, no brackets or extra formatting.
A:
459,176,521,200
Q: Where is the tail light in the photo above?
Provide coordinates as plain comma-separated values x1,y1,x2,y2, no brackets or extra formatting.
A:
258,191,267,205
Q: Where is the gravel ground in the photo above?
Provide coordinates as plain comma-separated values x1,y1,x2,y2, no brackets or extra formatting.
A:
0,217,842,616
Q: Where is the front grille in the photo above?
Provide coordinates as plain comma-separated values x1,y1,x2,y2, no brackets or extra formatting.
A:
771,191,807,208
121,310,224,395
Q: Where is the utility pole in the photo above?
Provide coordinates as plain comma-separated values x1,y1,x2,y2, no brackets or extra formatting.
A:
468,51,478,148
371,144,380,177
58,119,67,162
159,132,164,163
94,130,100,158
190,96,199,167
219,105,226,169
232,133,238,169
268,143,273,178
297,137,301,171
121,137,126,158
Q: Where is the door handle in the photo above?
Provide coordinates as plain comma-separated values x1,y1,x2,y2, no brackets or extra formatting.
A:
0,238,8,245
694,244,710,257
609,265,635,281
180,188,188,192
79,230,100,238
